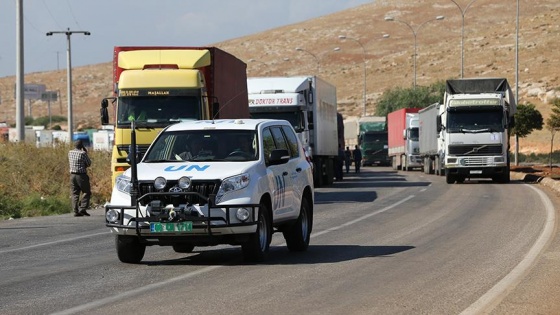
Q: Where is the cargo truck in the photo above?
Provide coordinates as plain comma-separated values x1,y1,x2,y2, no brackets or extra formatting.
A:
357,116,389,166
439,78,516,183
418,103,445,175
388,108,422,171
100,46,249,184
247,76,339,187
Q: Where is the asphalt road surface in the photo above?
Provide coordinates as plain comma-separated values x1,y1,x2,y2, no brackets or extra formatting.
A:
1,167,558,315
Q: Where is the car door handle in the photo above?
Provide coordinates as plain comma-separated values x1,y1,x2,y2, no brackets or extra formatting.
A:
282,171,288,176
296,168,302,172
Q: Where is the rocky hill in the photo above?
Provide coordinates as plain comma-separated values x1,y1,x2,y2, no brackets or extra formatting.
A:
0,0,559,153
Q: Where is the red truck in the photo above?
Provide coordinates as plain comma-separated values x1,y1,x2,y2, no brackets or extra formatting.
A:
101,46,249,184
387,108,422,171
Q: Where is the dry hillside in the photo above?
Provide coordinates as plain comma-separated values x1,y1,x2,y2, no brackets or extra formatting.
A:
0,0,559,153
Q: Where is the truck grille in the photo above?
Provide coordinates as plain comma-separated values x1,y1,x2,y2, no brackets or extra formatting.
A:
138,180,221,205
461,156,494,166
448,144,502,156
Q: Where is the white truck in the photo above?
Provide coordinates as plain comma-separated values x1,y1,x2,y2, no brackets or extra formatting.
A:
439,78,516,183
387,108,422,171
247,76,339,187
418,103,445,175
105,119,314,263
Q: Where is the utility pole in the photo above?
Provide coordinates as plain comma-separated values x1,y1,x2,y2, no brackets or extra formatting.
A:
46,28,90,143
16,0,25,141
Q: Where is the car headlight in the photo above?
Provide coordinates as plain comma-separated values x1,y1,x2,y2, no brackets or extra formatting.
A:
106,209,120,223
178,176,191,189
115,175,132,195
154,177,167,190
216,173,250,204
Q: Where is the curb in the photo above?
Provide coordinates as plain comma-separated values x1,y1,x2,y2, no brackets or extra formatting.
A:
511,172,560,193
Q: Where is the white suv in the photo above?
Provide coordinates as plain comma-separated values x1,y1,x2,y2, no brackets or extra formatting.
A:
105,119,314,263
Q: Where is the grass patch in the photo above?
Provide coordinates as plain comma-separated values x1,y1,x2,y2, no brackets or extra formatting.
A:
0,142,112,219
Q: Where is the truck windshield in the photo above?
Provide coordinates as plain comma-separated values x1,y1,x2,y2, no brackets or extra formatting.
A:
144,130,258,162
117,96,202,126
363,132,387,144
250,112,304,133
409,127,419,141
447,110,504,133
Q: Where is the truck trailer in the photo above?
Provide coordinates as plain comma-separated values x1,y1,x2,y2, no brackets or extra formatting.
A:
418,103,445,175
247,76,339,187
100,46,249,184
387,108,422,171
357,116,389,166
439,78,516,183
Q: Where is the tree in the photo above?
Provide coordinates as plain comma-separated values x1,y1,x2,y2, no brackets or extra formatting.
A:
512,102,543,165
512,103,543,138
374,80,445,116
546,98,560,170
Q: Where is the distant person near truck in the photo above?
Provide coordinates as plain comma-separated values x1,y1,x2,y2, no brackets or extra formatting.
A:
353,145,362,173
344,146,352,174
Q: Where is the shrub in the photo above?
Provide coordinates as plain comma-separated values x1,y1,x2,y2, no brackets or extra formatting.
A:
0,142,112,219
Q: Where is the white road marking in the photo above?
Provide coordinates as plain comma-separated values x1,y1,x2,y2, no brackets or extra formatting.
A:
0,232,109,254
460,184,556,314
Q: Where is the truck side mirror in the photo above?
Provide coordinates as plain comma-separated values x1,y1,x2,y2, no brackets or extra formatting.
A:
508,116,515,129
436,115,442,133
402,129,407,140
101,99,109,125
212,102,220,119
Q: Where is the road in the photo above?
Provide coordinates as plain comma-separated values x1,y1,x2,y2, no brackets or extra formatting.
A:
0,167,558,315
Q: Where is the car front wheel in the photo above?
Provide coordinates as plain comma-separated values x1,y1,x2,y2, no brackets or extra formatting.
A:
283,196,312,252
242,201,271,262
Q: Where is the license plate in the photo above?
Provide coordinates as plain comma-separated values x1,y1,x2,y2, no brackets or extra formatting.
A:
470,170,483,174
150,222,193,233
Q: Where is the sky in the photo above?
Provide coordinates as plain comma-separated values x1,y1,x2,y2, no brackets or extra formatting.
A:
0,0,373,78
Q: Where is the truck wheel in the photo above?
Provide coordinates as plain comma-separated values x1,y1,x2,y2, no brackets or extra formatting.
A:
283,196,312,252
172,244,195,253
445,172,455,184
116,235,146,264
242,201,271,262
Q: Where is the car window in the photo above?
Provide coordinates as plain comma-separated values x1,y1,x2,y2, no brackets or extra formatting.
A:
270,126,288,151
281,125,300,158
262,128,275,165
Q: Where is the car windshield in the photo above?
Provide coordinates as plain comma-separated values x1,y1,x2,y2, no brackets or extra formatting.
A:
143,130,259,162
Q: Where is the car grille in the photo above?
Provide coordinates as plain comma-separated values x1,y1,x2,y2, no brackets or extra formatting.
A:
138,180,221,205
448,144,502,156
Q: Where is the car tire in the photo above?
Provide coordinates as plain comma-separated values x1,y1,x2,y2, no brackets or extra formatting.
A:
242,201,271,262
172,244,195,253
283,196,312,252
116,235,146,264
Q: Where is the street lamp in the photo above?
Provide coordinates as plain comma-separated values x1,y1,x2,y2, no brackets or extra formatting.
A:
450,0,478,78
46,28,90,143
295,47,320,72
384,15,445,88
337,35,368,116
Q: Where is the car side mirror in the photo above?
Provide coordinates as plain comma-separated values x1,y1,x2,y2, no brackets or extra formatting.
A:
268,149,290,165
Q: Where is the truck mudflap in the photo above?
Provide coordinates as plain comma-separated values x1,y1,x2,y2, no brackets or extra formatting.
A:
105,191,259,240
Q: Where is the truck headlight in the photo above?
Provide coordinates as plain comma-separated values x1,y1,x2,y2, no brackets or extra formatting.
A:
115,175,132,195
494,157,504,163
216,173,250,204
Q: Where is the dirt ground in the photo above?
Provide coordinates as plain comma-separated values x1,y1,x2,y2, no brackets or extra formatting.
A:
510,165,560,180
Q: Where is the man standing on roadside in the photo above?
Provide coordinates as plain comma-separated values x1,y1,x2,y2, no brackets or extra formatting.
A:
68,140,92,217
